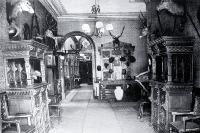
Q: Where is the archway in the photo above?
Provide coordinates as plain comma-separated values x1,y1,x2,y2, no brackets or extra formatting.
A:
59,31,97,84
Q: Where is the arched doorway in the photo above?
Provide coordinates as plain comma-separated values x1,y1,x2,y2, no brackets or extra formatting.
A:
59,31,96,88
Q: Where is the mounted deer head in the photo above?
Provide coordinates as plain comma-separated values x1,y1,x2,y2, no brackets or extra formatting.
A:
109,26,125,48
138,11,151,38
70,36,83,54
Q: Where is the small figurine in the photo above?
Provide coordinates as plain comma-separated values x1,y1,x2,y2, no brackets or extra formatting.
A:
15,63,23,87
7,63,16,88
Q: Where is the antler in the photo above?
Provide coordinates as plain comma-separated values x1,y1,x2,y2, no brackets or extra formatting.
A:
109,26,125,39
108,30,115,39
117,26,125,38
139,11,147,28
70,36,83,52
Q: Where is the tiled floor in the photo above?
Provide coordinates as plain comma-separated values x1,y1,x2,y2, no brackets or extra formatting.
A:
49,84,155,133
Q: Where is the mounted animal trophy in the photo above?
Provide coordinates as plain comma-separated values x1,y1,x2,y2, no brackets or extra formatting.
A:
156,0,187,36
108,26,125,49
138,11,151,39
7,0,34,40
157,0,184,16
70,36,83,54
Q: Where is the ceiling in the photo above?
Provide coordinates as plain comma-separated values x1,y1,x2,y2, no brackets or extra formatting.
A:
38,0,146,20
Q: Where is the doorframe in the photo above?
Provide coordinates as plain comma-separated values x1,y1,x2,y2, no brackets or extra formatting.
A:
59,31,97,83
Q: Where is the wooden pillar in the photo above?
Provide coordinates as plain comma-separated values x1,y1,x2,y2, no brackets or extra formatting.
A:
25,57,32,85
58,56,65,99
40,59,46,83
167,54,172,82
0,0,9,41
152,57,156,80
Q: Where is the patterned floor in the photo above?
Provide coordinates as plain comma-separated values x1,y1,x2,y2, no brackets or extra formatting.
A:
49,84,155,133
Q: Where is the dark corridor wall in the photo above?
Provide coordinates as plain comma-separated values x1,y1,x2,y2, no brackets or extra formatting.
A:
79,61,92,84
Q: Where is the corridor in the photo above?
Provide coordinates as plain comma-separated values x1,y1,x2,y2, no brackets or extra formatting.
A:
49,84,155,133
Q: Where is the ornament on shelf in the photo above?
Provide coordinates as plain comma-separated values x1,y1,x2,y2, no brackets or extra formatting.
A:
109,69,114,74
97,65,101,71
109,57,115,63
104,63,109,69
120,56,126,62
122,69,126,75
129,56,136,63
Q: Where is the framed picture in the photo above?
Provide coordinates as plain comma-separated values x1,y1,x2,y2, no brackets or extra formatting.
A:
103,71,111,80
102,50,110,58
46,55,56,66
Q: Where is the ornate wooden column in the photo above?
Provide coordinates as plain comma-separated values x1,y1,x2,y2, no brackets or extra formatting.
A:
0,0,9,90
40,59,46,82
167,54,172,82
152,56,156,80
25,57,32,85
58,56,65,99
0,0,9,41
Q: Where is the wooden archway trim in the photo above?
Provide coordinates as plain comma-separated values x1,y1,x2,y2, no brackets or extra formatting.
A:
60,31,97,82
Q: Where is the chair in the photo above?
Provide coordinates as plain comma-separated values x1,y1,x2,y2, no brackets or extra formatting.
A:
170,96,200,133
1,94,35,133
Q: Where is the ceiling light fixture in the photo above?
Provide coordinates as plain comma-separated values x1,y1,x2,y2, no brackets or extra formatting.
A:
81,0,113,37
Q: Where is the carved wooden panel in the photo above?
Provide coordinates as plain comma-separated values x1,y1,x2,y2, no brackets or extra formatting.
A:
159,107,166,133
160,89,166,105
152,103,158,130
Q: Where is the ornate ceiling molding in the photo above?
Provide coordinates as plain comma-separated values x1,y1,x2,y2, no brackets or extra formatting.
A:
38,0,67,20
57,12,145,22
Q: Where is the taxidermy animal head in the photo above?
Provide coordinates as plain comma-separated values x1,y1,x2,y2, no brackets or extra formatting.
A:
8,20,21,39
10,0,34,20
109,26,125,48
138,11,151,38
157,0,184,16
7,0,34,39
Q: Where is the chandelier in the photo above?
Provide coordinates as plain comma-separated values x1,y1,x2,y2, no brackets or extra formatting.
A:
81,0,113,37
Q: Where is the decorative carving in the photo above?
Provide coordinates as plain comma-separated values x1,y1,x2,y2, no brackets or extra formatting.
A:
159,107,166,131
167,46,193,53
149,36,194,132
7,62,16,88
160,89,166,105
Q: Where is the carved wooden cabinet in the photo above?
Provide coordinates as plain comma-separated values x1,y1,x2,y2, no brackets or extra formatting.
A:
148,36,194,133
0,40,50,133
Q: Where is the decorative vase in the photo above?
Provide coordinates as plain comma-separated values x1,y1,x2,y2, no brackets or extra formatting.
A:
114,86,124,101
